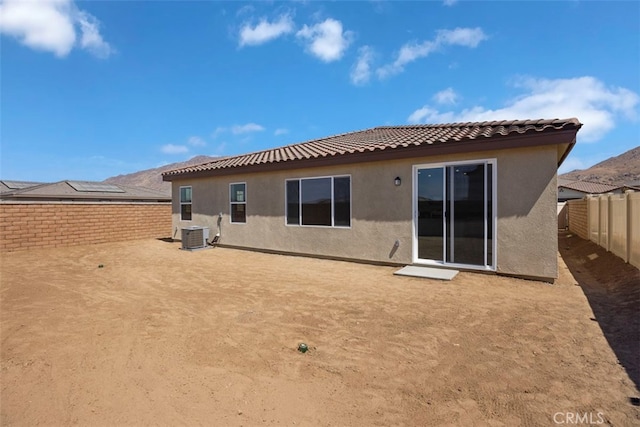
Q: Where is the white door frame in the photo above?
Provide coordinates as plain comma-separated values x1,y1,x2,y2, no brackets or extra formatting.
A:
412,159,497,271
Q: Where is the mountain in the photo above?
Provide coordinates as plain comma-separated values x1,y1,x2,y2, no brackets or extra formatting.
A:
103,155,218,194
560,146,640,186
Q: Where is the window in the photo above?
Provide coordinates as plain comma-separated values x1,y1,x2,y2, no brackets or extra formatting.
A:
230,182,246,223
286,180,300,225
286,176,350,227
180,186,192,221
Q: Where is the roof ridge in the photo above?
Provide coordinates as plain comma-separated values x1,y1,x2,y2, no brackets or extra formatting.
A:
165,126,379,174
570,179,619,186
374,117,581,129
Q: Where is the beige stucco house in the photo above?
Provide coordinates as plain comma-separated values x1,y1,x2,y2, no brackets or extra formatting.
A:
163,118,582,282
557,179,622,202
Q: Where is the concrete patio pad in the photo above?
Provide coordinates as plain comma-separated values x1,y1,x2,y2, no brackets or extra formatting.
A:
394,265,459,280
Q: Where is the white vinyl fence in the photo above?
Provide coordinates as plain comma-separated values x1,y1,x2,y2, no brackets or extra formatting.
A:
587,191,640,269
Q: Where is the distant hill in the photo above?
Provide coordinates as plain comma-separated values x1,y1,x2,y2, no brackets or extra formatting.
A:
103,155,218,194
560,146,640,186
105,146,640,194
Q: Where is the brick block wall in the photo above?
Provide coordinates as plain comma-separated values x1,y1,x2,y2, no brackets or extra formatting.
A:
0,202,172,252
567,199,588,240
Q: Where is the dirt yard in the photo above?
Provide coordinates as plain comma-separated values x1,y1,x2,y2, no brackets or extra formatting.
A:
1,235,639,426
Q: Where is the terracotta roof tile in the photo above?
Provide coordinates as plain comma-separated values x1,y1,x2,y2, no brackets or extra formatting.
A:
559,180,621,194
163,118,581,178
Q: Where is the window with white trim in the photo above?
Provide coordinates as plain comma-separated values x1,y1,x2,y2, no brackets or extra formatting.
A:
230,182,246,223
286,176,351,227
180,186,192,221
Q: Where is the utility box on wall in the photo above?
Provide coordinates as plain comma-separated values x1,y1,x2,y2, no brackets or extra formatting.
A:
181,226,209,250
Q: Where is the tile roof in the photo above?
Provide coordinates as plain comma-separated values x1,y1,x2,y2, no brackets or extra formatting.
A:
559,180,621,194
163,118,582,179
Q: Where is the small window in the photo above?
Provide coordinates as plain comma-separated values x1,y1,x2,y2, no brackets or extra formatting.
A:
333,176,351,227
230,182,246,223
286,180,300,225
180,186,192,221
286,176,350,227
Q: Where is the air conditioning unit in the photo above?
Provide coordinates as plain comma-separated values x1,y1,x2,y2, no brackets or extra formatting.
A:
181,226,209,250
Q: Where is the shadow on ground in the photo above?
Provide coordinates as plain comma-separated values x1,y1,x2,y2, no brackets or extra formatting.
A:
559,231,640,395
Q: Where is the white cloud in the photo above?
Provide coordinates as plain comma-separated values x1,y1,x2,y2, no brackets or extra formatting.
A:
239,14,294,47
236,5,255,17
211,127,227,139
408,106,447,124
433,87,458,105
0,0,113,58
76,10,113,58
443,0,458,6
188,136,206,147
296,18,353,62
274,128,289,136
350,46,375,86
436,27,486,48
212,123,265,138
377,27,487,78
161,144,189,154
371,0,388,14
231,123,265,134
407,76,639,143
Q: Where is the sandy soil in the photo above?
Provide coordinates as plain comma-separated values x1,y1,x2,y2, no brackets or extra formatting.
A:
1,234,639,426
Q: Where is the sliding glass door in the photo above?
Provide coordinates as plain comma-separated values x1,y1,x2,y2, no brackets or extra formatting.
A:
414,160,495,269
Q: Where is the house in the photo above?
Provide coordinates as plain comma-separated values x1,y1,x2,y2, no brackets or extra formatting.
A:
557,179,622,202
0,180,170,202
162,118,582,282
622,181,640,192
0,180,171,251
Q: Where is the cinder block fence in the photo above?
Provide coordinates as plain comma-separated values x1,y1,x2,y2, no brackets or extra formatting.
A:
567,199,588,239
0,202,171,252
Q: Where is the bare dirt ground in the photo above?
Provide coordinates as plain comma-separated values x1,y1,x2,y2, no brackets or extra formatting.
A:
1,235,639,426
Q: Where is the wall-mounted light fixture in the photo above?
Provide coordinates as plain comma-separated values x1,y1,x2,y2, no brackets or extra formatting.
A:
394,176,402,186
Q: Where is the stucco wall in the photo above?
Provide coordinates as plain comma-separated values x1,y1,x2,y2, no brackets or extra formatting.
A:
0,202,171,252
170,145,559,280
494,147,558,279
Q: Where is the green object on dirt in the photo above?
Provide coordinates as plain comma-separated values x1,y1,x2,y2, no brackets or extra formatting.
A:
298,343,308,353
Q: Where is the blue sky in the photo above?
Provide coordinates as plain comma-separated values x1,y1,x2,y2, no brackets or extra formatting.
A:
1,0,639,182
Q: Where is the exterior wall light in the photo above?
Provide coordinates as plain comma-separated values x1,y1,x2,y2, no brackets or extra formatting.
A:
394,177,402,186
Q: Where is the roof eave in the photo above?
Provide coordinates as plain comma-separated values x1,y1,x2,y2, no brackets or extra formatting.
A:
557,136,577,168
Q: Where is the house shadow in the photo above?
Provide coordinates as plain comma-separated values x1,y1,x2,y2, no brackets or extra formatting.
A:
558,231,640,394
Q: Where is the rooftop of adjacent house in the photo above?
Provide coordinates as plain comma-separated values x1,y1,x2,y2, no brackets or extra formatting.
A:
0,180,171,202
163,118,582,180
0,180,46,193
558,180,622,194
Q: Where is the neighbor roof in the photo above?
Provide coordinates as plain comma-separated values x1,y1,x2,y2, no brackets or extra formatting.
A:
163,118,582,180
559,180,621,194
0,180,171,202
0,180,45,193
